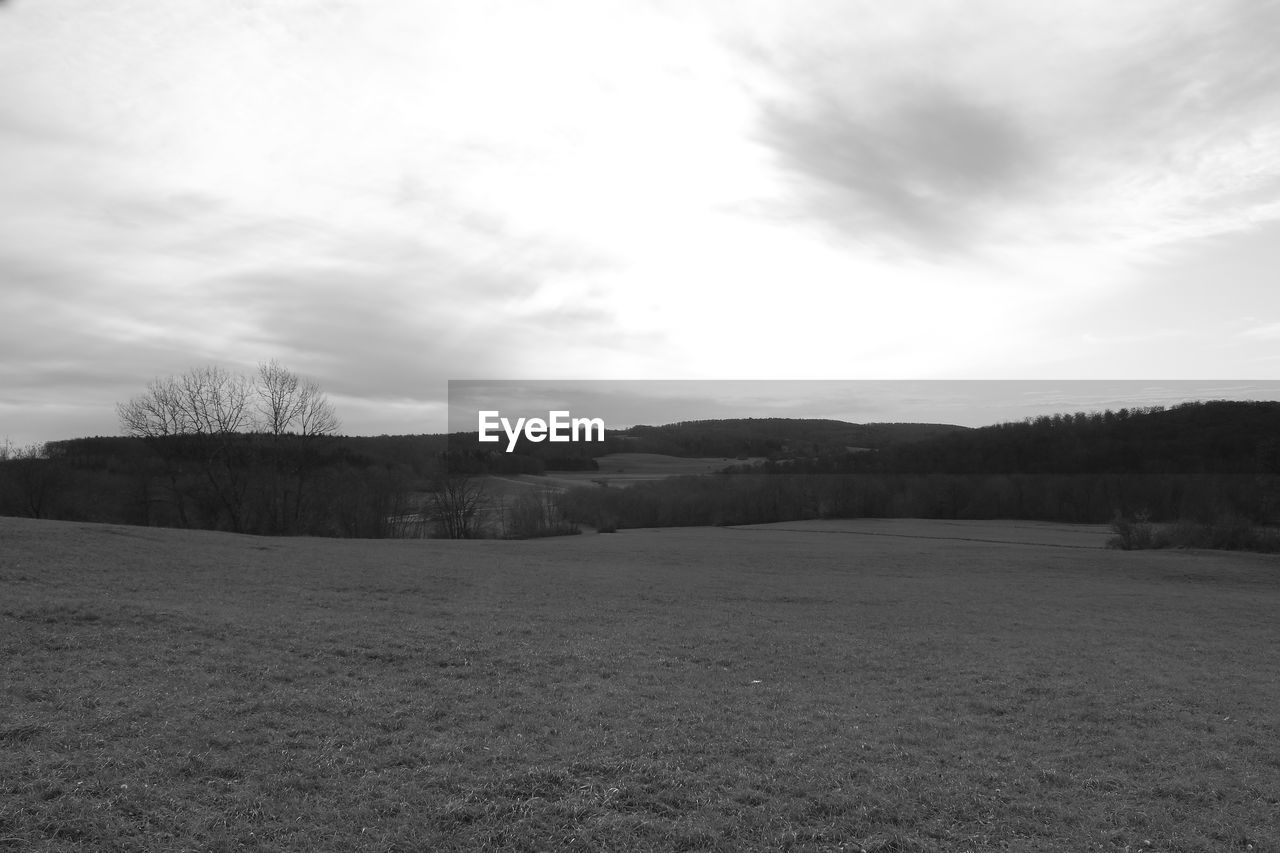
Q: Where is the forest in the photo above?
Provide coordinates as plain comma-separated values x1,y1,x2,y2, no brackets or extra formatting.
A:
559,402,1280,549
4,384,1280,544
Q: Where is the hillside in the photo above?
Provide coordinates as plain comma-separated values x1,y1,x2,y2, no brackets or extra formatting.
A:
558,402,1280,531
608,418,968,459
437,418,970,476
850,400,1280,475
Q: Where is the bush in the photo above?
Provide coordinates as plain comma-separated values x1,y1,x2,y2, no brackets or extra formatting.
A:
502,490,580,539
1107,512,1280,553
1107,511,1158,550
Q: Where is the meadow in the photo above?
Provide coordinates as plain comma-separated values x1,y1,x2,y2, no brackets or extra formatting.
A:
2,516,1277,851
495,453,757,491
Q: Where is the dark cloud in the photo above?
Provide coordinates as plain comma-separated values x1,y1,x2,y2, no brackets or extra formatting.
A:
0,147,646,441
213,270,476,390
759,83,1038,253
748,1,1280,256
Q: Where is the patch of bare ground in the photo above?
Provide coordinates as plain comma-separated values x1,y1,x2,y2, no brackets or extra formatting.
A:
1,516,1277,851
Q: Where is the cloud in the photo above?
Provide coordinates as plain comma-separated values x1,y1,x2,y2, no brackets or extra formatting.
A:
744,0,1280,256
1242,323,1280,340
0,160,656,441
760,82,1038,252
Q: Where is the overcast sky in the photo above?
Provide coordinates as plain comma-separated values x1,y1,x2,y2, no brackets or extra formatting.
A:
3,0,1280,446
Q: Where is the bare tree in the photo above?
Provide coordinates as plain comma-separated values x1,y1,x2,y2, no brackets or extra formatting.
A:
296,380,340,437
117,360,344,534
178,365,252,435
118,375,194,527
0,442,63,519
117,366,252,439
501,487,579,539
255,359,340,437
430,475,486,539
117,365,255,531
252,360,341,532
255,359,304,436
117,375,184,438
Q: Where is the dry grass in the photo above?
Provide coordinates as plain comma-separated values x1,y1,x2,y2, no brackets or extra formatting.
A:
1,516,1278,851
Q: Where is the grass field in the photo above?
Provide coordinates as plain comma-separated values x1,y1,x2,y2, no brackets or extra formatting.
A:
418,454,750,532
2,516,1278,852
539,452,754,487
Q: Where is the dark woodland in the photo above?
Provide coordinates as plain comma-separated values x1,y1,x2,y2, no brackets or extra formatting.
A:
4,398,1280,545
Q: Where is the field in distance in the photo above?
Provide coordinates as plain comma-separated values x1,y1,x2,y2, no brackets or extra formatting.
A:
480,452,756,493
525,452,761,490
2,516,1278,851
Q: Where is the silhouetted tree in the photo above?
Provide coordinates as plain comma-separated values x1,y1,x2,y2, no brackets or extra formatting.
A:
116,361,344,533
255,359,339,437
117,366,254,529
430,475,486,539
0,442,64,519
250,359,341,532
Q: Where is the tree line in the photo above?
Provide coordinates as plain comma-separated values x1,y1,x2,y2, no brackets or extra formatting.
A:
841,402,1280,476
560,402,1280,533
561,470,1280,532
7,393,1280,540
1,362,438,537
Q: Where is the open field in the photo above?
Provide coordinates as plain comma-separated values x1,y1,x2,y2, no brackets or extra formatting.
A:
2,517,1278,852
538,453,754,488
428,454,750,519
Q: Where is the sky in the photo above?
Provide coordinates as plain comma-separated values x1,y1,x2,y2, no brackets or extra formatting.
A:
3,0,1280,447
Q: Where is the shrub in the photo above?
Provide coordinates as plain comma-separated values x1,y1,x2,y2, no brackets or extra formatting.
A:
1107,511,1157,550
1108,511,1280,553
502,490,580,539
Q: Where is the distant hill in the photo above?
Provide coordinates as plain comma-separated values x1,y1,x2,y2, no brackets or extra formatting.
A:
436,417,968,474
845,400,1280,475
597,418,969,460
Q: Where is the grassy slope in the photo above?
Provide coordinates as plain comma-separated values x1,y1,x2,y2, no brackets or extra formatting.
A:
2,517,1278,852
